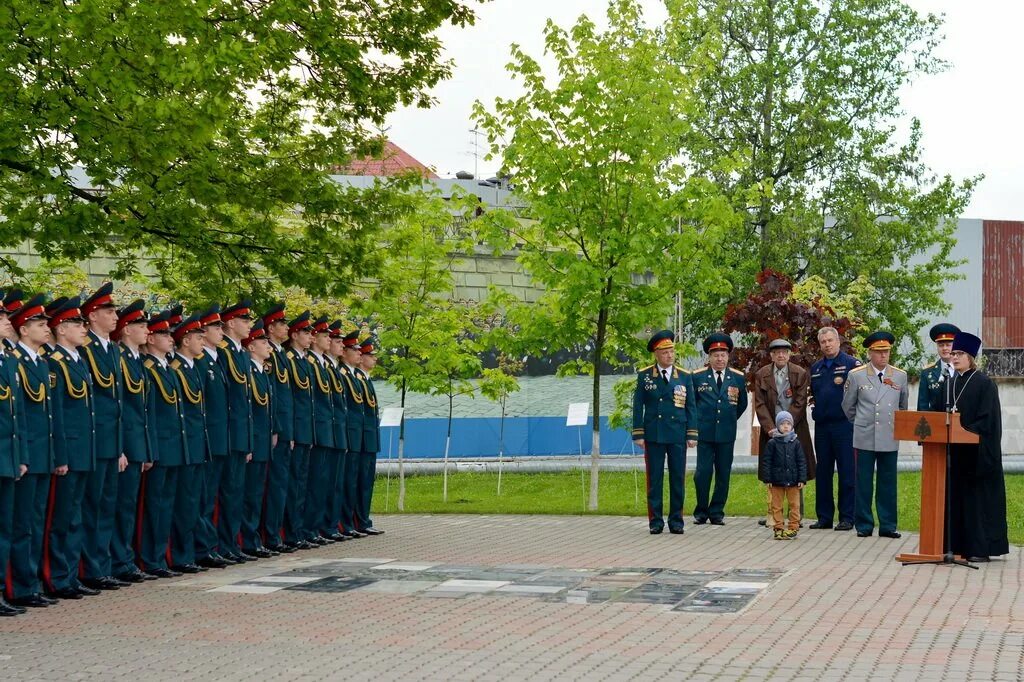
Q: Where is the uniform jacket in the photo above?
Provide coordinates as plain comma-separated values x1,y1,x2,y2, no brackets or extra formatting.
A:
339,363,365,453
753,362,815,479
9,345,54,474
631,365,697,445
691,366,748,444
198,348,229,457
218,338,253,454
81,330,123,459
144,355,187,466
308,352,336,448
917,360,953,412
119,347,155,463
358,369,380,453
810,351,862,424
171,354,208,465
49,346,96,471
327,358,349,452
268,343,293,441
842,364,910,452
249,361,273,463
285,346,314,446
0,350,28,478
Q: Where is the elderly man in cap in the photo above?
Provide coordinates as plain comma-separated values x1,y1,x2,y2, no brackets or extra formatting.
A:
917,323,960,412
631,330,696,535
842,331,909,538
691,333,748,525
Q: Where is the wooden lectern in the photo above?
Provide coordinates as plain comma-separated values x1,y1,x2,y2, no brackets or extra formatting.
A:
893,410,979,563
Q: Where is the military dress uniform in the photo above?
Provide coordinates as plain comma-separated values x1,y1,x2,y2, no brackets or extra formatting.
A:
0,336,29,616
355,339,382,534
79,283,126,588
691,334,748,525
111,300,156,582
305,318,337,543
631,330,697,534
240,321,274,557
283,312,315,548
338,331,365,536
841,332,909,538
917,324,959,412
260,305,293,551
194,305,231,566
325,323,349,540
46,298,98,597
809,347,862,529
7,297,57,604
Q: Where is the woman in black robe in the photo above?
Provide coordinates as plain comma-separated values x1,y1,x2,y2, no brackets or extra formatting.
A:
929,332,1009,561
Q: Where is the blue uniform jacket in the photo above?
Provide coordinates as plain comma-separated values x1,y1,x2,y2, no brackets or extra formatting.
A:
327,359,349,452
339,364,365,452
48,347,96,471
81,331,123,459
249,363,274,463
217,339,253,454
119,348,155,463
285,346,315,446
358,369,380,453
631,365,697,444
144,356,187,466
9,346,54,474
0,351,28,478
171,355,208,465
917,362,951,412
809,351,862,424
198,348,229,457
691,366,749,443
268,344,293,441
309,353,336,448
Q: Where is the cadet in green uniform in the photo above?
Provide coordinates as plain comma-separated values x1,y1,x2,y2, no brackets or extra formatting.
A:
169,315,208,573
917,323,959,412
338,331,366,537
7,297,60,608
216,300,255,561
632,330,696,534
284,312,315,549
195,305,232,568
260,304,294,553
691,333,749,525
0,303,29,617
110,300,157,583
325,321,349,540
305,316,336,544
355,338,383,535
241,321,276,557
1,289,23,351
79,282,129,591
46,297,100,599
139,312,187,578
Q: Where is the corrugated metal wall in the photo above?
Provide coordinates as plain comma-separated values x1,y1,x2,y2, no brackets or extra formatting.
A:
983,220,1024,348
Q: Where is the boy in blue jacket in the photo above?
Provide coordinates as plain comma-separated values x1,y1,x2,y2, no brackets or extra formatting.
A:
759,411,808,540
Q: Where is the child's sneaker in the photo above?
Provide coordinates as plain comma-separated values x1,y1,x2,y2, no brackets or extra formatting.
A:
783,529,798,540
773,529,785,540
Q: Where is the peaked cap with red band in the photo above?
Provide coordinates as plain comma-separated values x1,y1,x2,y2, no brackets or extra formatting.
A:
702,332,733,354
221,299,253,322
172,313,204,343
243,319,267,347
47,296,85,328
261,303,286,326
147,310,172,334
3,288,24,313
342,330,360,348
358,338,376,355
288,310,311,332
82,281,116,316
199,303,222,327
164,304,184,328
929,323,960,344
10,294,48,329
311,315,329,335
328,320,344,339
113,299,147,339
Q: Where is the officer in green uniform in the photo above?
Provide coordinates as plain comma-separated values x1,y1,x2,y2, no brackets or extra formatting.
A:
139,311,187,578
632,330,696,534
79,282,129,591
284,311,315,549
241,321,276,557
917,323,959,411
0,302,29,616
7,296,59,608
691,333,749,525
355,338,383,535
168,314,208,573
216,300,255,561
338,330,366,537
325,321,349,541
260,304,294,553
46,297,100,599
1,289,24,351
305,316,336,544
110,300,157,583
194,305,232,568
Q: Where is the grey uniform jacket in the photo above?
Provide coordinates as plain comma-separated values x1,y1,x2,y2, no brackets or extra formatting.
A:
841,364,910,452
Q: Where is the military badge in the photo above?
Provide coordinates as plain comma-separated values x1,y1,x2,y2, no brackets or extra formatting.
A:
784,388,793,398
50,372,58,388
727,385,739,404
672,384,686,407
833,377,844,385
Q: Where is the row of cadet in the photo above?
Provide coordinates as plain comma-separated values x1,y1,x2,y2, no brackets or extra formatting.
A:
0,284,384,617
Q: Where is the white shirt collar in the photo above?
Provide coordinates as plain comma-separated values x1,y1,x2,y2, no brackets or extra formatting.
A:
204,346,218,360
270,340,283,352
310,350,324,363
251,357,265,372
17,341,41,362
92,332,110,351
122,344,141,360
148,353,168,369
58,343,81,362
227,336,244,352
175,352,194,368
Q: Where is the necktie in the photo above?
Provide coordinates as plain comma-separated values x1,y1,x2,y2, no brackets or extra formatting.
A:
877,371,884,384
662,369,669,383
716,371,722,389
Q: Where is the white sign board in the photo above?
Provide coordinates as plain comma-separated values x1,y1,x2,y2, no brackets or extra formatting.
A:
380,407,405,427
566,402,590,427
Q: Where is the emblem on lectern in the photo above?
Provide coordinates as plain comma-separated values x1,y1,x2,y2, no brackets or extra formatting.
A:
914,416,932,441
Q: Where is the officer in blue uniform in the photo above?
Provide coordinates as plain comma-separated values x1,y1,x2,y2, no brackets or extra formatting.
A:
194,305,232,568
338,330,366,537
305,316,336,544
283,311,315,549
169,314,208,573
260,304,294,553
110,300,157,583
240,321,277,557
808,326,862,531
917,323,959,412
6,296,59,608
691,333,748,525
0,303,29,616
355,338,383,535
631,330,696,535
325,321,350,541
46,297,100,599
79,282,129,591
216,300,255,561
139,311,187,578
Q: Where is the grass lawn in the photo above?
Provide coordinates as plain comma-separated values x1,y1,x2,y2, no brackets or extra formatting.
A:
372,470,1024,545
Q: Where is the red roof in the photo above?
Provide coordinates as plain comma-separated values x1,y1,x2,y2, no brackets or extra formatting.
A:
339,141,438,179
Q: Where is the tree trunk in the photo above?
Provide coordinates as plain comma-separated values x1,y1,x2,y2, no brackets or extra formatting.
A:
497,395,506,496
589,305,609,511
397,380,407,511
443,381,453,503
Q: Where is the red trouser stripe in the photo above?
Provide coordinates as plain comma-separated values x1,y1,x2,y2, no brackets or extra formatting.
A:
134,470,148,569
41,475,57,592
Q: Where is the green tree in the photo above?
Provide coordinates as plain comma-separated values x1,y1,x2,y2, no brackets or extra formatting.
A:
479,356,523,495
0,0,480,300
473,0,734,510
667,0,978,361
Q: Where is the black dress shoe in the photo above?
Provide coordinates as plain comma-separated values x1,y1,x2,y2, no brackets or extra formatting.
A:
0,598,26,616
968,556,990,563
216,553,240,565
309,536,327,545
236,551,257,562
879,530,901,539
693,517,707,525
104,576,131,588
348,530,367,539
81,577,118,591
247,547,274,559
116,571,147,584
808,521,832,529
856,530,872,537
294,540,315,550
668,527,685,535
9,594,51,608
75,584,101,596
834,521,854,531
328,532,347,541
361,527,384,536
148,568,182,579
172,564,201,574
710,519,725,526
649,526,664,535
197,556,227,569
141,571,159,581
267,543,296,554
49,587,83,600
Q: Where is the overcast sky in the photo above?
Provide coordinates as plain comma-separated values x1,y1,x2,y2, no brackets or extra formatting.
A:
385,0,1023,220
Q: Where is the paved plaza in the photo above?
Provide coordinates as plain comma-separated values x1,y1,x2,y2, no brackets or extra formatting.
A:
0,514,1021,680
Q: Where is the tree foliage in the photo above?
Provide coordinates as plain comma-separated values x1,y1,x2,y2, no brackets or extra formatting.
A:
0,0,480,301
